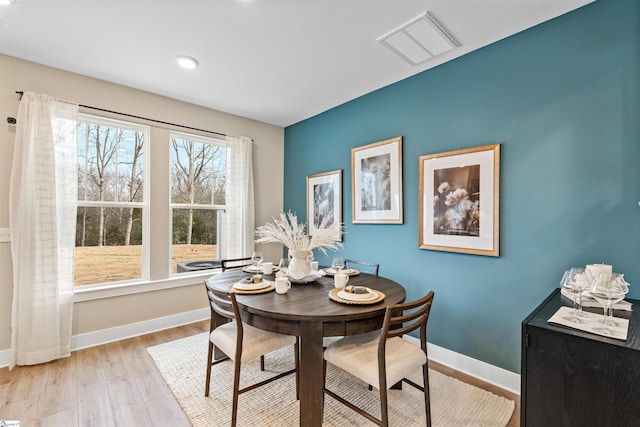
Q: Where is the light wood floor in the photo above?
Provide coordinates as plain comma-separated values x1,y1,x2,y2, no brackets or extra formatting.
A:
0,321,519,426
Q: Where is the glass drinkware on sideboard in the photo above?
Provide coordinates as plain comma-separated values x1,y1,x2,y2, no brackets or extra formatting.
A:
588,273,629,337
560,267,591,324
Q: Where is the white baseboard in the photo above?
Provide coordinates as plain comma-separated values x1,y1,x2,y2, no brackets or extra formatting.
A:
404,335,520,395
0,310,520,396
0,307,209,368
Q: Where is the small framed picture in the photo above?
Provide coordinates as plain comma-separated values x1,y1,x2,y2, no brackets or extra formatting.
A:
307,169,342,240
351,136,403,224
419,143,500,256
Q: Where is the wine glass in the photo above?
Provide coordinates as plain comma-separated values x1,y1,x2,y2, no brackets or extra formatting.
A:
588,273,629,336
331,257,344,275
561,268,591,324
278,258,289,276
251,251,263,273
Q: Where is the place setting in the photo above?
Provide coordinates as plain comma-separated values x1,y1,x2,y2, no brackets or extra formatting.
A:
328,271,385,305
322,257,360,276
242,264,279,275
241,251,280,275
231,275,274,294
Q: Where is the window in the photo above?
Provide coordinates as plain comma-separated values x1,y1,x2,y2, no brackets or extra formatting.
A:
170,132,227,274
75,115,149,286
73,116,239,291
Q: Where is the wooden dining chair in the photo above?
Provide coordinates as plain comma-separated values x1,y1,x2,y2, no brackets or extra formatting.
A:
220,257,270,370
323,291,435,427
220,257,252,272
344,259,379,276
204,280,299,427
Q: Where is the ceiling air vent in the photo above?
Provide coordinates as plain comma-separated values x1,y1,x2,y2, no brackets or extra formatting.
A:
377,12,459,66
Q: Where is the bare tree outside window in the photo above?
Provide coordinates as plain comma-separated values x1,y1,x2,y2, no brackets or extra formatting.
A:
170,134,226,274
73,119,228,285
123,131,144,245
75,116,147,285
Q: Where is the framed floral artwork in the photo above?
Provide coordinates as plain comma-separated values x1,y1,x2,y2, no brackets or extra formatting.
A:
307,169,342,240
351,136,403,224
419,143,500,256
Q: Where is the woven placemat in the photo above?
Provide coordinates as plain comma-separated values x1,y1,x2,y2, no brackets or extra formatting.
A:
328,288,385,305
229,282,275,295
322,268,360,276
242,266,280,274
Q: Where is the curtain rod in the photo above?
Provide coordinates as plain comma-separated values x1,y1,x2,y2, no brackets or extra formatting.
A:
8,91,253,141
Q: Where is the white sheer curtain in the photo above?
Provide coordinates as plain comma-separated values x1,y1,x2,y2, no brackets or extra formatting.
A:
9,92,78,369
225,135,255,258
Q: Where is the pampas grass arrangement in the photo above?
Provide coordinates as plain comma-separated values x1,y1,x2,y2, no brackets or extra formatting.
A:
255,211,342,255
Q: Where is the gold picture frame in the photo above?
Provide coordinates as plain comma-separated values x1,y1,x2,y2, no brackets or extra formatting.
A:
307,169,342,240
419,143,500,256
351,136,403,224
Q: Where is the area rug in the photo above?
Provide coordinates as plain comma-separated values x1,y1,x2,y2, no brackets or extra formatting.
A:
147,333,514,426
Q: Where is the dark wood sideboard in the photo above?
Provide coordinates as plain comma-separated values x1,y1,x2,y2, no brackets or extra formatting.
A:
521,288,640,426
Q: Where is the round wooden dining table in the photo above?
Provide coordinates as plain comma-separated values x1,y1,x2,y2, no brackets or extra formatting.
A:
206,268,406,427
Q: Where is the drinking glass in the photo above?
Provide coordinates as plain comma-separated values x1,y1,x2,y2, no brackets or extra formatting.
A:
278,258,289,276
251,251,263,272
331,257,344,275
588,273,629,336
561,268,591,324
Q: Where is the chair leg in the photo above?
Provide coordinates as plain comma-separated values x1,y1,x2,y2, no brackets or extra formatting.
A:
260,355,265,371
205,340,213,397
423,363,432,427
380,385,389,427
322,358,327,407
231,359,242,427
294,337,300,400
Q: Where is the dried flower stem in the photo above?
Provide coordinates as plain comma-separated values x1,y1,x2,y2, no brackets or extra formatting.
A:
255,211,342,255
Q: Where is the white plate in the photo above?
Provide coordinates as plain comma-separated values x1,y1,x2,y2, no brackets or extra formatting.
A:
242,265,280,274
234,280,271,291
338,289,378,301
324,268,359,276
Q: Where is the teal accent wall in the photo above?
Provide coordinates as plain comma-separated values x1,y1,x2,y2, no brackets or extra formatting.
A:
283,0,640,373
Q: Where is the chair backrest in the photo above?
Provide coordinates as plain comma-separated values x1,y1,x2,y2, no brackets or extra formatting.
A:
204,279,244,356
205,280,236,320
344,259,379,276
221,257,252,272
380,291,435,353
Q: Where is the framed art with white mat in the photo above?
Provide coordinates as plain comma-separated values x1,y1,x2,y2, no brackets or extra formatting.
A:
351,136,403,224
307,169,342,240
419,143,500,256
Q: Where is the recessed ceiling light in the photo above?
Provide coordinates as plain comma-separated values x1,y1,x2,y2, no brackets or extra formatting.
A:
0,0,15,6
176,56,199,69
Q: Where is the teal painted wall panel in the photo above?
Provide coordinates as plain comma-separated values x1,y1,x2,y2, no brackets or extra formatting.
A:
283,0,640,373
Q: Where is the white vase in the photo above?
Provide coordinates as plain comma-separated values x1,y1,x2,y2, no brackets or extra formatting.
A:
287,249,313,280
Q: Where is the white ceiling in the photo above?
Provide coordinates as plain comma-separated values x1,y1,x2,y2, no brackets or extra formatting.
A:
0,0,594,127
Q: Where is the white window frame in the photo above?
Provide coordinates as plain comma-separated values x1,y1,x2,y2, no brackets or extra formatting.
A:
169,131,227,275
73,120,236,303
74,114,151,290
